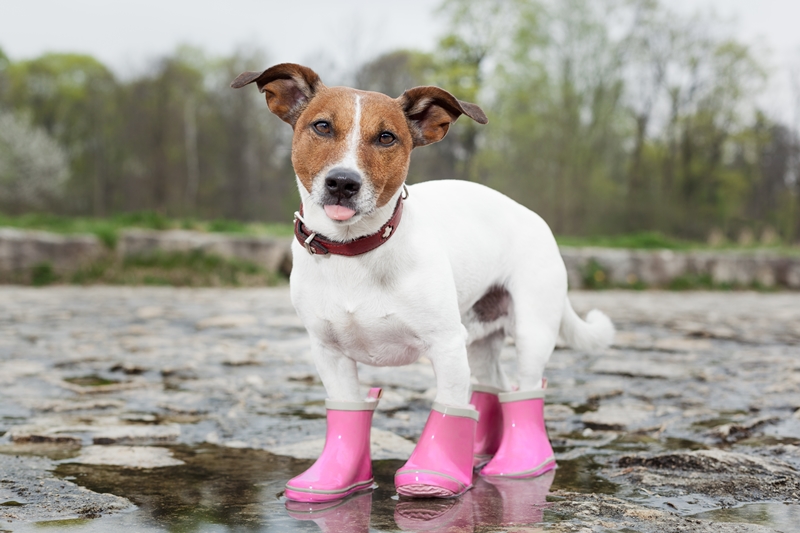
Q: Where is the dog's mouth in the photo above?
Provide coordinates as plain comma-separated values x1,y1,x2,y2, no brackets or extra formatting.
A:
323,204,357,221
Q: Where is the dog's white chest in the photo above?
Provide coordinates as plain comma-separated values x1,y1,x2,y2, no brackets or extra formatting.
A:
291,254,429,367
320,305,424,366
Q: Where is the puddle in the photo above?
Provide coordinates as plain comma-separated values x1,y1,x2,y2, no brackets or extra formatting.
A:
693,502,800,531
2,433,795,532
550,456,617,494
51,445,299,532
63,376,121,387
6,445,576,532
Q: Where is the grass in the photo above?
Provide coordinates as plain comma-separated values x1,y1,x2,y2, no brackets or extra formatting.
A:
0,211,294,249
555,230,799,253
557,231,693,250
4,251,283,287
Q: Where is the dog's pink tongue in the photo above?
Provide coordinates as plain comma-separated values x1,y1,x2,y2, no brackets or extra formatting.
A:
324,205,356,221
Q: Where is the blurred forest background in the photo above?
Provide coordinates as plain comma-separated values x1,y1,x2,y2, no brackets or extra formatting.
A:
1,0,799,244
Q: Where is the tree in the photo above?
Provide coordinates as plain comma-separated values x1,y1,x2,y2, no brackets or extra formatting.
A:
0,111,69,212
2,53,117,215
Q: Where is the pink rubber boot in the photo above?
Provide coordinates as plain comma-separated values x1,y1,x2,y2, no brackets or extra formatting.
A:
395,402,478,498
285,388,382,503
479,384,556,478
469,385,503,468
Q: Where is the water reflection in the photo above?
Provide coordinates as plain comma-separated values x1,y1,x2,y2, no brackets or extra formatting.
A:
284,471,554,533
286,493,373,533
50,445,576,532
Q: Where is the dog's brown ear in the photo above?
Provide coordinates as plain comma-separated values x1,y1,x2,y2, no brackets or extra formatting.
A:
397,86,488,147
231,63,324,127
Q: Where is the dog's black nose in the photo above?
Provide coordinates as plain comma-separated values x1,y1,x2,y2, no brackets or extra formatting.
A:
324,168,361,199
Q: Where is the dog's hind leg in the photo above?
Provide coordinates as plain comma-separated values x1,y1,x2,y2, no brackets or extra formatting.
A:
509,282,564,391
467,331,511,391
478,283,561,478
467,330,509,468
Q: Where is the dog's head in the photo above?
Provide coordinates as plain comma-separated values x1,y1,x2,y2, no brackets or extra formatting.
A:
231,63,487,232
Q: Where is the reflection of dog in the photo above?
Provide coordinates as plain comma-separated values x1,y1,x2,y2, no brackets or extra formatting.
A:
232,64,614,502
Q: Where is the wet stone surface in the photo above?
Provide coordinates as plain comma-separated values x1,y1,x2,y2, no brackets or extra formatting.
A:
0,286,799,532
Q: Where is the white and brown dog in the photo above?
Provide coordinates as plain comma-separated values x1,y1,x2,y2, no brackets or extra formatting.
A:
232,64,614,502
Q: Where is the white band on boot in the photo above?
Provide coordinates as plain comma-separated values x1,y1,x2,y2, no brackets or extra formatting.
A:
325,399,380,411
498,389,546,403
432,402,479,421
470,384,505,394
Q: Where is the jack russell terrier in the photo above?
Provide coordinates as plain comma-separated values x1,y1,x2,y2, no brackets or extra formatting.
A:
231,63,615,502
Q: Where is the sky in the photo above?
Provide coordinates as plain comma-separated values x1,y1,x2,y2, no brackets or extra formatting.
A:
1,0,798,117
0,0,441,80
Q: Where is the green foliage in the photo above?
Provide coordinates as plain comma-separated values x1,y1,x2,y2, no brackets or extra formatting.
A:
668,274,715,291
0,111,69,212
0,211,294,250
112,211,170,230
30,262,57,286
557,232,693,250
582,259,610,290
70,250,280,287
208,219,248,233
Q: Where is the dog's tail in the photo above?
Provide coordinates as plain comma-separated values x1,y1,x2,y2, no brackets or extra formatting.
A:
559,297,615,352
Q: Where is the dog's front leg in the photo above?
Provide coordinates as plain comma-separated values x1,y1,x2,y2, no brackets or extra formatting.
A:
309,337,362,401
427,329,472,406
394,328,478,498
284,337,381,503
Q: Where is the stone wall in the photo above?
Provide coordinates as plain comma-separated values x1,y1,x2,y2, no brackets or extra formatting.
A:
561,247,800,289
2,227,799,289
117,229,292,275
0,228,105,274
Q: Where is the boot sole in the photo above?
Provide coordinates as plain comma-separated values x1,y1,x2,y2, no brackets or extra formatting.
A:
284,479,375,503
395,469,472,498
480,457,557,479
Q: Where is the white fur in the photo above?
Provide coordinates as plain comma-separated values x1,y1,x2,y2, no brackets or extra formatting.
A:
291,177,615,407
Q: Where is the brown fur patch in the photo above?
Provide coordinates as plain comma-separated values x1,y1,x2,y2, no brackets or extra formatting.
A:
472,285,512,323
291,87,355,193
231,64,324,127
292,88,412,206
357,92,413,207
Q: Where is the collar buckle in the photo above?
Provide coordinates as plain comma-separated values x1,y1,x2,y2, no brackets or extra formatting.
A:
294,211,328,256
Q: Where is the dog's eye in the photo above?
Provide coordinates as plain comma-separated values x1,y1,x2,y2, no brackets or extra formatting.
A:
313,121,331,135
378,132,396,146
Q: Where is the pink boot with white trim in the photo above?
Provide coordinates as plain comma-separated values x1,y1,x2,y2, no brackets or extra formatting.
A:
285,388,382,503
469,385,503,468
479,384,556,478
395,402,478,498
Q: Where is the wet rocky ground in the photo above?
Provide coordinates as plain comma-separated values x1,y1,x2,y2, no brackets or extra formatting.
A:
0,286,799,532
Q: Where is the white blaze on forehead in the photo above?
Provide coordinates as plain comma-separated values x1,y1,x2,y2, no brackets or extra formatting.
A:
336,94,362,170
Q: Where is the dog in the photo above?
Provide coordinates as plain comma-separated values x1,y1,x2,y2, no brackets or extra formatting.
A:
232,63,615,502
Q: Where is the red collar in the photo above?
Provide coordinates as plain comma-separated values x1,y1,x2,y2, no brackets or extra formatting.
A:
294,194,405,256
